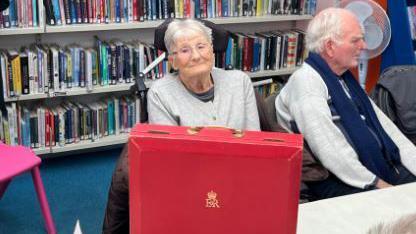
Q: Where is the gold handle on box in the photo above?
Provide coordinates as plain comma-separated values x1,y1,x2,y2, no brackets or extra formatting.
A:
187,126,244,138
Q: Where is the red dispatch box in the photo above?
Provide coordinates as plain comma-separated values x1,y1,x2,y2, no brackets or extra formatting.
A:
129,124,303,234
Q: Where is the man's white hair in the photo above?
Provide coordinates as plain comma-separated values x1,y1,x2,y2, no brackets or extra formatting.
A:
305,7,356,53
367,213,416,234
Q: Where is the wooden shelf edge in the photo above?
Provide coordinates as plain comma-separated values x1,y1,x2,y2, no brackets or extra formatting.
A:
35,133,129,155
0,27,44,35
44,15,313,33
4,80,154,102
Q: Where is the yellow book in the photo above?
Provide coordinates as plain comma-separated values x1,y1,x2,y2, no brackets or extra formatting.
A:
179,0,184,18
256,0,263,16
3,119,10,145
9,51,22,96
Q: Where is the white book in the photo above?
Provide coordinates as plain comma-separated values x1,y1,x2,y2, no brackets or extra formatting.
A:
113,97,120,135
0,53,8,98
11,103,18,145
42,47,49,93
127,44,133,83
55,106,66,147
28,49,38,94
128,0,133,22
138,43,145,72
0,114,3,143
6,105,16,146
37,107,46,148
50,46,60,92
85,49,93,91
135,96,141,124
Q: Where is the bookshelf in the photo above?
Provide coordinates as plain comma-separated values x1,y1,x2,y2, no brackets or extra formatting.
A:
0,0,315,157
0,27,44,35
3,67,297,102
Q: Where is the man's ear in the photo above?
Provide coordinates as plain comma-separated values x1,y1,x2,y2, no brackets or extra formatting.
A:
324,39,336,58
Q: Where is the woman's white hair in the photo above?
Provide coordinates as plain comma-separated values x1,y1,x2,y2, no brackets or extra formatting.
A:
164,19,213,54
305,7,353,53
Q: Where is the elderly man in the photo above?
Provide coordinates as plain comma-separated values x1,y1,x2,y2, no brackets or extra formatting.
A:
276,7,416,199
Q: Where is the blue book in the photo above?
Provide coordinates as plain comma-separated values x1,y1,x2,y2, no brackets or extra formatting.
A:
32,0,38,26
52,0,63,25
70,0,77,24
107,99,114,135
106,45,112,85
9,0,16,27
252,37,260,71
194,0,200,18
124,0,129,21
225,37,233,67
222,0,228,17
21,108,31,147
151,0,157,20
115,0,121,22
207,0,213,18
72,48,80,87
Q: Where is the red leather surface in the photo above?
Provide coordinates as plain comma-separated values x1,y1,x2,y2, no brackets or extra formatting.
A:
130,124,303,234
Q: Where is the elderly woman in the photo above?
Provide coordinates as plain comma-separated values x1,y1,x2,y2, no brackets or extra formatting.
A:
148,19,260,129
103,19,260,233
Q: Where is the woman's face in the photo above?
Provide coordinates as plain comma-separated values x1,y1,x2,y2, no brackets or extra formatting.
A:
169,33,214,79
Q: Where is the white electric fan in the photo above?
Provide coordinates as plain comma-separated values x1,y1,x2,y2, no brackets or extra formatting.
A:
339,0,391,89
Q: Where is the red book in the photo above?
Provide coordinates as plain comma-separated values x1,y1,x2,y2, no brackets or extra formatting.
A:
50,111,55,146
130,124,303,234
133,0,138,20
28,0,33,26
184,0,191,18
45,110,50,147
100,0,105,23
216,0,222,16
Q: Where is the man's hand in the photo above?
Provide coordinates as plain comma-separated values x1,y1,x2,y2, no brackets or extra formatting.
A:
376,179,393,189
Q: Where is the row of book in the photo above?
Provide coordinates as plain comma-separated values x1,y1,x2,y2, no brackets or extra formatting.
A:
0,95,140,148
0,0,42,28
253,79,283,99
215,29,306,72
0,29,305,99
0,38,169,98
43,0,317,25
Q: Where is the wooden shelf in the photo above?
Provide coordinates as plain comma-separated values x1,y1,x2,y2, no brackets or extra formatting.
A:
45,21,163,33
4,93,49,102
3,68,296,102
208,15,313,24
4,80,154,102
3,68,298,102
44,15,312,33
34,133,129,155
0,27,44,35
247,67,298,78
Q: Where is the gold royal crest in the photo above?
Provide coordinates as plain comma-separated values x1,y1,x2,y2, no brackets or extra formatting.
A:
206,190,220,208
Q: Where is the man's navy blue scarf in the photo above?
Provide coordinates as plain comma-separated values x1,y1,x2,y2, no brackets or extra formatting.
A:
305,52,401,183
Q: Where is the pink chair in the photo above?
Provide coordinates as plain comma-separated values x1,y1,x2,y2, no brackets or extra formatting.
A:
0,143,56,234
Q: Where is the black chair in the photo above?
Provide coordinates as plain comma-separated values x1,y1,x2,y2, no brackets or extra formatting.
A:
0,0,9,11
371,65,416,145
